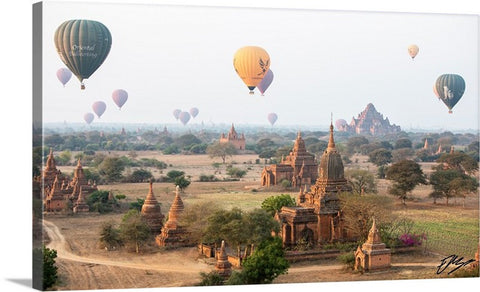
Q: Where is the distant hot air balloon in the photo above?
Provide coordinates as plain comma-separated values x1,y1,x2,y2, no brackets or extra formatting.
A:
83,113,94,124
233,46,271,94
257,69,274,95
178,111,191,125
54,19,112,89
335,119,347,129
408,44,419,60
190,107,199,118
92,101,107,118
173,109,181,120
434,74,466,114
267,113,278,126
56,68,72,86
112,89,128,110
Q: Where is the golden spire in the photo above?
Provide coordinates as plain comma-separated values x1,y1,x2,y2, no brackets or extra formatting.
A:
327,119,336,151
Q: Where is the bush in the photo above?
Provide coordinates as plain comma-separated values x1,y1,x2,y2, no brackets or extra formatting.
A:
226,167,247,178
399,233,426,247
197,271,224,286
42,246,58,290
129,198,145,211
87,190,116,213
198,174,219,182
337,252,355,270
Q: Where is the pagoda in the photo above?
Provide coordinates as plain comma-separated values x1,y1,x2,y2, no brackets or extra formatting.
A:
141,180,165,234
155,186,187,247
219,124,246,150
354,218,391,272
215,240,232,278
73,187,90,213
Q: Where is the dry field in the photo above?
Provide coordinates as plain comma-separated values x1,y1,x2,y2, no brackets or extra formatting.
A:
48,152,479,290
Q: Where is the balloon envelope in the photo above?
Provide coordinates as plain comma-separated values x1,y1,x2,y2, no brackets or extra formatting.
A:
408,44,419,59
257,69,274,95
173,109,181,120
189,107,199,118
54,19,112,89
92,101,107,118
56,68,72,86
83,113,94,124
233,46,271,94
335,119,347,129
267,113,278,126
434,74,466,113
112,89,128,109
179,111,191,125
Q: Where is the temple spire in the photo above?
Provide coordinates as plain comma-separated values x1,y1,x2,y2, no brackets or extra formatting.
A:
327,120,336,151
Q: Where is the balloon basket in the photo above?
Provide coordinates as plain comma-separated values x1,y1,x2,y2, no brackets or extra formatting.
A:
448,110,453,114
249,91,254,95
81,83,85,90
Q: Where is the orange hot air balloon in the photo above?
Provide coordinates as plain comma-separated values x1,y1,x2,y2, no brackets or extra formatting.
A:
233,46,271,94
408,44,419,60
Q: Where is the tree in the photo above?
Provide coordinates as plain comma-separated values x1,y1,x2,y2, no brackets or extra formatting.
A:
346,136,369,154
368,148,392,166
207,142,238,164
261,194,296,216
87,190,116,213
99,221,123,250
339,193,395,240
345,169,377,195
226,167,247,178
179,202,222,244
129,198,145,211
392,148,414,163
386,160,427,205
436,152,479,175
174,175,191,191
166,170,185,181
197,271,224,286
395,138,412,149
429,169,478,206
126,168,153,183
243,209,280,245
227,237,289,285
98,156,125,182
119,210,151,253
42,246,58,290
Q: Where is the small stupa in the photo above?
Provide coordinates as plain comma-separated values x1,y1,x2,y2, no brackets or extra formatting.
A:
141,180,164,234
155,186,187,247
73,187,90,213
215,240,232,278
354,218,391,272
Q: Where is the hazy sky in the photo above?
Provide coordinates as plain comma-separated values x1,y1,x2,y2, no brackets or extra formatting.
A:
42,1,478,130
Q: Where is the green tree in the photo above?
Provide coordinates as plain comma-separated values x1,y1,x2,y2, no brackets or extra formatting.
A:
119,210,151,253
395,138,412,149
42,246,58,290
166,170,185,181
174,175,191,191
261,194,296,216
129,198,145,211
368,148,392,166
87,190,116,213
345,169,377,195
429,169,478,206
179,202,222,244
98,156,125,182
346,136,369,154
436,152,479,175
197,271,224,286
207,142,238,164
226,167,247,178
56,150,72,165
243,209,280,245
99,221,123,250
227,237,289,285
126,168,153,182
386,160,427,205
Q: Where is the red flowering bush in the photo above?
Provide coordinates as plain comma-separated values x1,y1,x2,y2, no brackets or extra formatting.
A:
399,233,426,246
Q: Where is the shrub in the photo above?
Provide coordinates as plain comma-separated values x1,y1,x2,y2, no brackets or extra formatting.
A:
199,174,219,182
197,271,224,286
399,233,426,247
226,167,247,178
337,252,355,270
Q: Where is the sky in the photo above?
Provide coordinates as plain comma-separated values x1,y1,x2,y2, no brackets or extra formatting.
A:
41,0,479,131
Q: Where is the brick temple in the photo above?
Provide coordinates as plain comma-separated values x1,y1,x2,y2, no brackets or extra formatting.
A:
156,186,188,247
219,124,246,150
261,131,318,188
275,123,353,247
141,180,165,234
354,218,391,272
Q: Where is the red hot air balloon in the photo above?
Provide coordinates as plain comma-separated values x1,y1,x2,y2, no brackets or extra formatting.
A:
189,107,199,118
267,113,278,126
178,111,191,125
112,89,128,110
335,119,347,130
173,109,181,120
56,68,72,86
83,113,94,124
92,101,107,118
257,69,274,95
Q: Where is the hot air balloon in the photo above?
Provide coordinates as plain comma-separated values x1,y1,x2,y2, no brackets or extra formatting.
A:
56,68,72,86
54,19,112,89
92,101,107,118
434,74,466,113
189,107,199,118
257,69,274,96
173,109,181,120
233,46,271,94
83,113,94,124
178,111,191,125
112,89,128,110
267,113,278,126
335,119,347,129
433,83,440,100
407,44,419,60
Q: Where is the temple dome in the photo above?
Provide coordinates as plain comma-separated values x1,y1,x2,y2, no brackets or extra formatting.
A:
318,124,345,181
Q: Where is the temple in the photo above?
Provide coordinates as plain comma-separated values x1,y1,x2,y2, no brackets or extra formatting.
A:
275,122,353,247
354,218,391,272
215,240,232,279
156,186,188,247
338,103,401,135
261,131,318,188
141,180,165,234
219,124,246,150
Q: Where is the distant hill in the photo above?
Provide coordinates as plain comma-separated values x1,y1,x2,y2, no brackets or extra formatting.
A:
336,103,401,136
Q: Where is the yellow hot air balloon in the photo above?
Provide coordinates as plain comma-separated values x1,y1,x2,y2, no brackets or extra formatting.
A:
407,44,419,60
233,46,270,94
